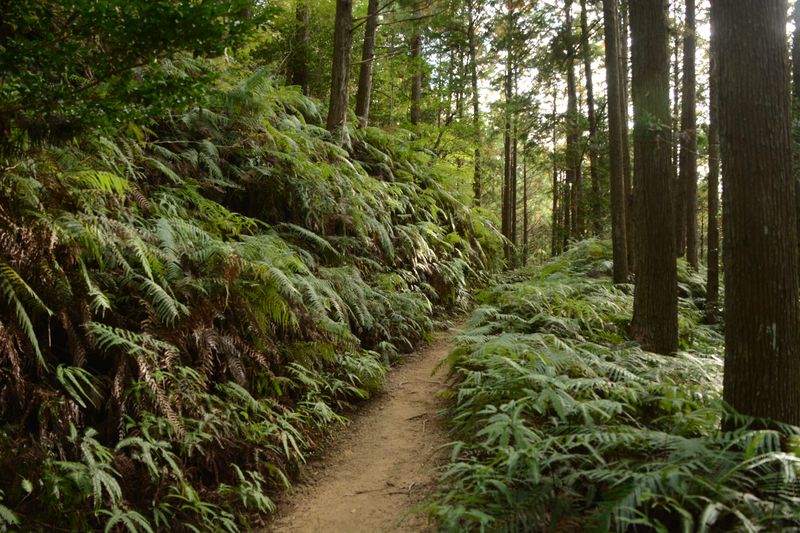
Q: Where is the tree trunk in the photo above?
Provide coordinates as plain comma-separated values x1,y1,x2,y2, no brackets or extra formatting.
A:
629,0,678,355
355,0,380,126
468,0,482,206
620,0,635,272
713,0,800,426
290,0,311,95
511,67,519,264
582,0,602,237
680,0,698,268
565,0,583,241
523,149,529,265
792,1,800,257
706,19,721,325
602,0,630,283
326,0,354,135
706,43,720,323
672,9,685,257
502,0,514,264
410,6,423,126
551,88,560,257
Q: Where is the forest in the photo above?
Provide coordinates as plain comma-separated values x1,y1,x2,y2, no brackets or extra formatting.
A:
1,0,799,531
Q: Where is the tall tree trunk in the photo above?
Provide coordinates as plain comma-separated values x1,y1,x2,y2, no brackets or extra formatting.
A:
290,0,311,95
326,0,354,135
410,4,423,126
511,67,519,264
563,175,571,251
581,0,602,236
792,1,800,255
706,44,720,323
502,0,514,263
565,0,583,241
620,0,635,271
629,0,678,355
468,0,482,206
713,0,800,426
523,148,529,265
706,19,721,325
672,19,685,257
551,88,560,257
603,0,630,283
355,0,380,126
680,0,698,268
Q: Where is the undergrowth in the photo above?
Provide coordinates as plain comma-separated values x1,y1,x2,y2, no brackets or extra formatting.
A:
432,240,800,532
0,71,502,531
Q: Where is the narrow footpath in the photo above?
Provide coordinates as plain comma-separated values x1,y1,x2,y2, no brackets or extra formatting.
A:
267,324,462,532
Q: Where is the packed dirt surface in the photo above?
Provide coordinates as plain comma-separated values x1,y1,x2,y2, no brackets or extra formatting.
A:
267,323,462,533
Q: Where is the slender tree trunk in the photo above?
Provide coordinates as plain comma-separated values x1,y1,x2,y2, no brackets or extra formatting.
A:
706,22,720,323
355,0,380,126
502,0,514,263
792,1,800,254
523,149,529,265
713,0,800,426
326,0,354,135
410,4,423,126
603,0,630,283
672,20,685,257
706,49,720,322
581,0,602,236
290,0,311,95
629,0,678,355
551,88,560,257
565,0,583,241
511,66,519,264
680,0,698,268
468,0,482,206
563,175,571,251
620,0,635,271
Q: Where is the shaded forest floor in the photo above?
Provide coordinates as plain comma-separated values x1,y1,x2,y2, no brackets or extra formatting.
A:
266,324,461,532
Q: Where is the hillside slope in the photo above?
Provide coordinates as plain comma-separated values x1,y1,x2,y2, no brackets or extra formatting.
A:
0,72,501,531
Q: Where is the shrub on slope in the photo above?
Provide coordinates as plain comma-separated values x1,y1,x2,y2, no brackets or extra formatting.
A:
0,72,502,531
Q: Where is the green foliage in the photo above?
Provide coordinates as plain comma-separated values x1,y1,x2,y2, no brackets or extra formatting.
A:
0,70,501,530
431,240,800,532
0,0,269,153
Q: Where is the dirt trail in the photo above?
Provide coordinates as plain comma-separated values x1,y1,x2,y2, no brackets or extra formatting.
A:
267,324,461,533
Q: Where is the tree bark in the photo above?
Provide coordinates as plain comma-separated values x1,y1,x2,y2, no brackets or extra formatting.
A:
355,0,380,126
565,0,583,241
672,9,685,257
713,0,800,425
551,88,561,257
581,0,602,237
290,0,311,95
629,0,678,355
468,0,482,206
602,0,630,283
523,148,529,265
794,1,800,101
792,1,800,257
502,0,514,263
511,66,519,264
326,0,354,135
410,4,423,126
705,38,720,323
620,0,635,272
680,0,698,268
